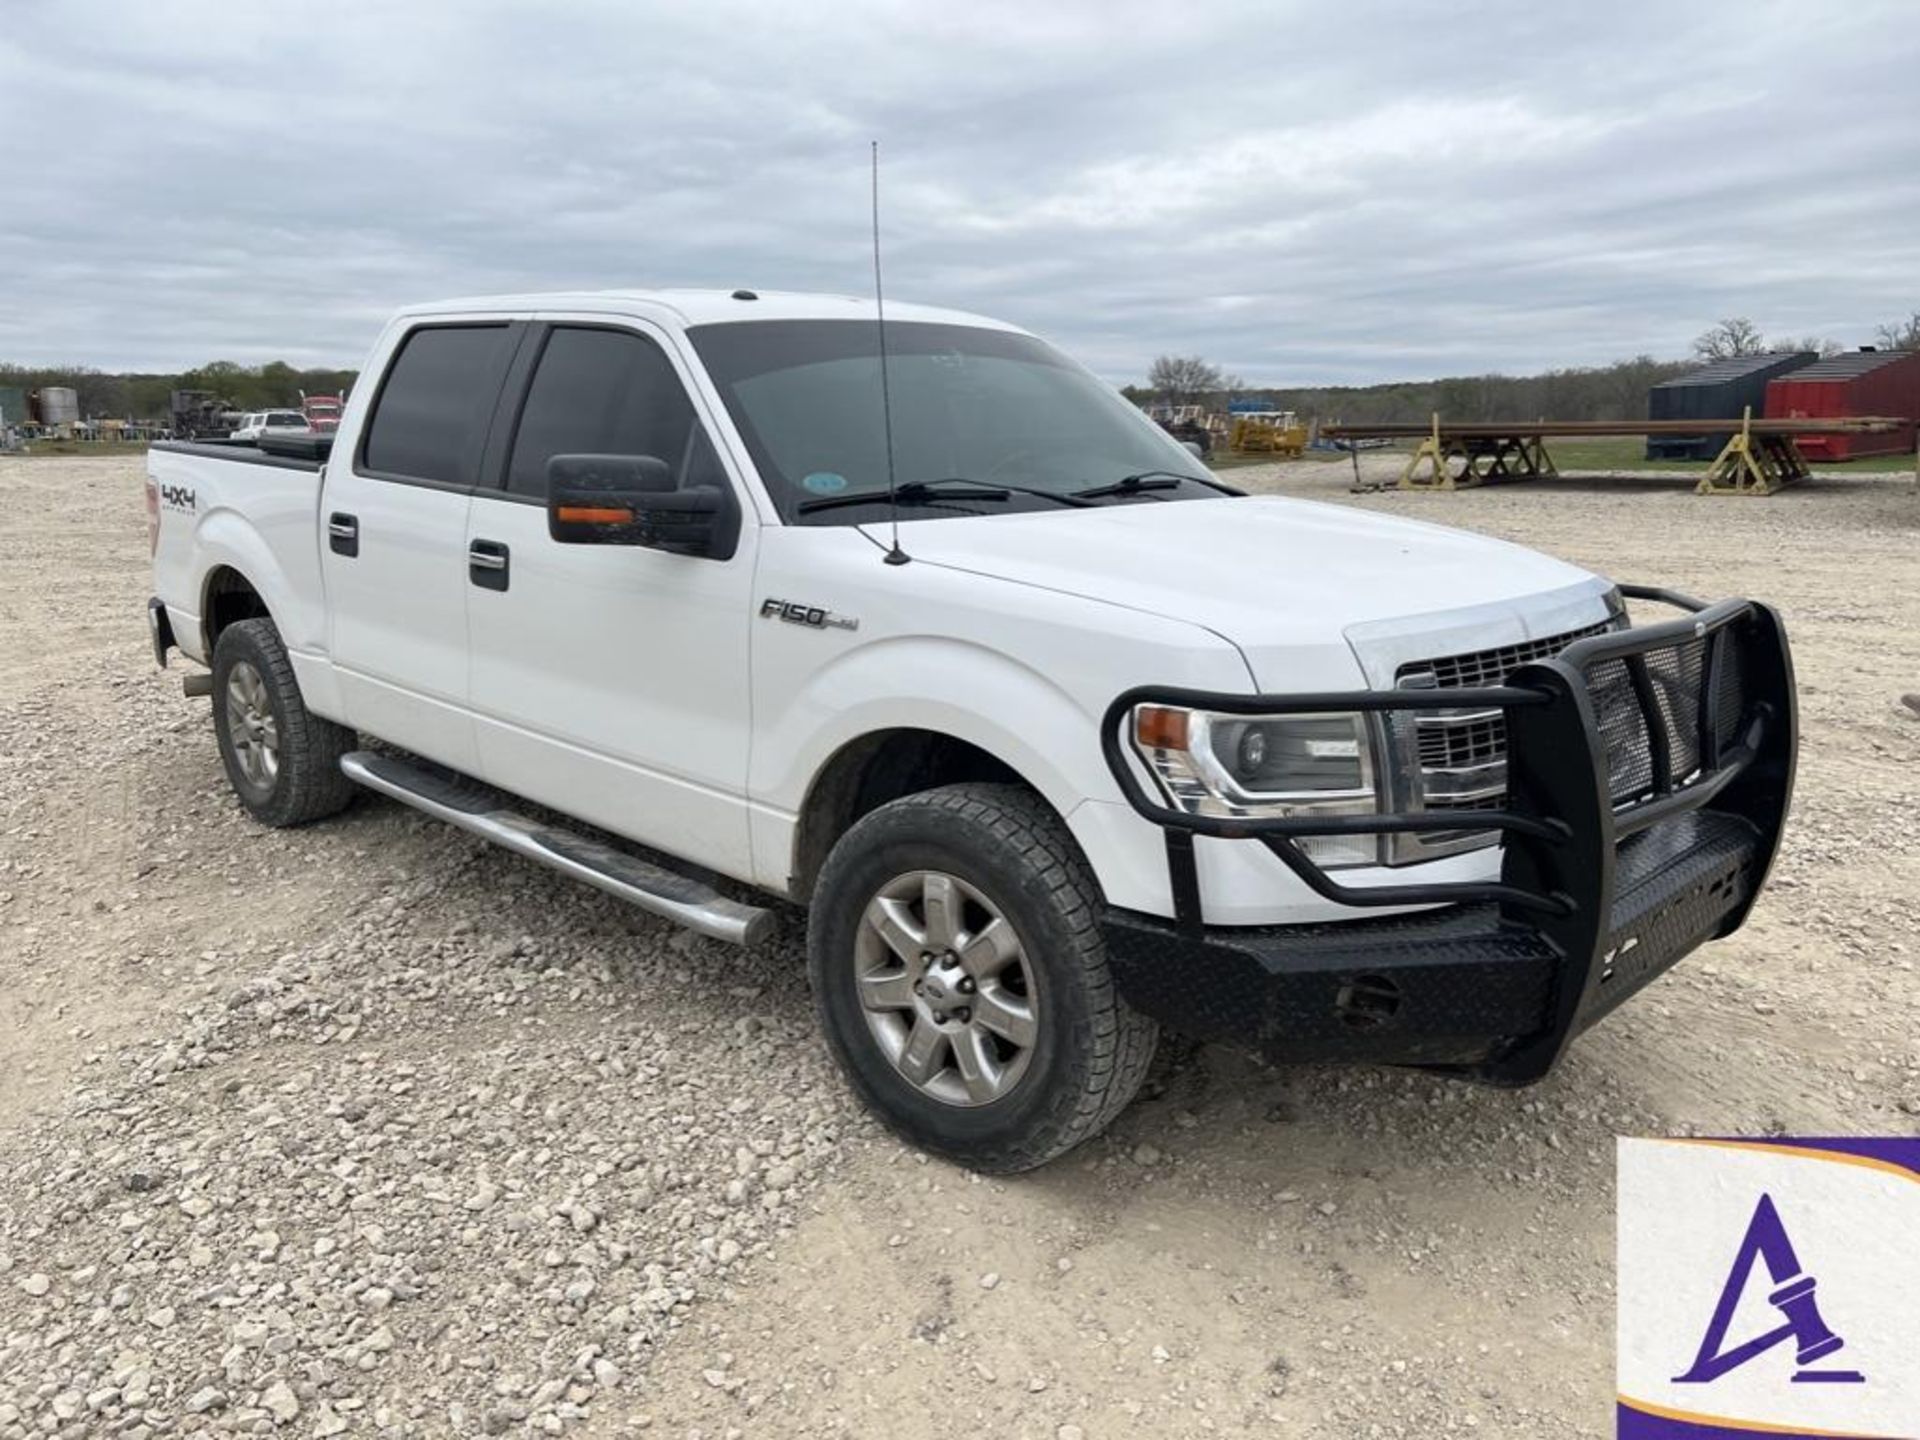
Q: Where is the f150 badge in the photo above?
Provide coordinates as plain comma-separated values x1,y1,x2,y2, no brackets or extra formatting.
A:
760,598,858,632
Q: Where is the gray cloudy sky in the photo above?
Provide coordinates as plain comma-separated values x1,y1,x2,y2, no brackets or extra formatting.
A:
3,0,1917,384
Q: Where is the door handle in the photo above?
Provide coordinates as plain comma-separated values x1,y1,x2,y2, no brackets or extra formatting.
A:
327,512,358,558
468,539,510,592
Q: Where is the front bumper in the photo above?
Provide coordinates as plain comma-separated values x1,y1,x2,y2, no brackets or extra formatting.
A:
1098,585,1796,1085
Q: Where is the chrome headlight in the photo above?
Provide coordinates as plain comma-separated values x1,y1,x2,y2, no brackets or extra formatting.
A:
1128,705,1380,868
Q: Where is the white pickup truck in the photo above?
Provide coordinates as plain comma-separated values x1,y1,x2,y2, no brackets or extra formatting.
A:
147,290,1797,1171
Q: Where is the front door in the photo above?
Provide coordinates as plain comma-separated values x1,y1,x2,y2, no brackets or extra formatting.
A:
323,321,522,773
463,321,757,881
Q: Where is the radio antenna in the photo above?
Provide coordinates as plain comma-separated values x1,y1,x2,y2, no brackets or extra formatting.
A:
872,140,909,566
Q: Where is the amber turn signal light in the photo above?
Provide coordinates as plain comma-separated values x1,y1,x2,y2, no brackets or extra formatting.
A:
1134,705,1190,751
556,505,635,525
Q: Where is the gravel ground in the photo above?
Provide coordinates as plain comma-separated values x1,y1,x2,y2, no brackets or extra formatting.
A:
0,453,1914,1439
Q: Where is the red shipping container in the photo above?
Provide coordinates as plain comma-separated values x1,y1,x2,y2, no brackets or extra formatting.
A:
1764,349,1920,460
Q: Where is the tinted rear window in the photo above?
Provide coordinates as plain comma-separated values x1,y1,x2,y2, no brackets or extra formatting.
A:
363,325,512,484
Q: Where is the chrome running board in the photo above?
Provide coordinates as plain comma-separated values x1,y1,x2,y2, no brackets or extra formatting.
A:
340,751,776,947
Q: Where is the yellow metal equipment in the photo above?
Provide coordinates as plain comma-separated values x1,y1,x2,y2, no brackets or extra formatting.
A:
1230,413,1308,457
1324,412,1898,497
1698,407,1813,496
1399,412,1558,489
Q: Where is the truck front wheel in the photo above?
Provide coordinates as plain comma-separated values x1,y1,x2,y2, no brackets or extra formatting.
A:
210,618,357,827
808,783,1157,1172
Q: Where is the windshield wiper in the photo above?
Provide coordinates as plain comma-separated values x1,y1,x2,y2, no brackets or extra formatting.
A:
796,477,1093,515
1071,470,1244,501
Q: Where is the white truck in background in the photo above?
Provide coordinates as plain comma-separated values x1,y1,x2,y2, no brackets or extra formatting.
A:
229,409,313,443
147,289,1797,1170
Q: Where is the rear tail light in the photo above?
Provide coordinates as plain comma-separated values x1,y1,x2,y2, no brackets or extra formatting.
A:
145,476,159,555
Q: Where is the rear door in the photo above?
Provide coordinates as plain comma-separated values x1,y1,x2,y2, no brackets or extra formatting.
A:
322,320,522,773
462,319,757,880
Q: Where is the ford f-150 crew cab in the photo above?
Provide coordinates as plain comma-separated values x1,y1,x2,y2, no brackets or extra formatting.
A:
146,290,1797,1171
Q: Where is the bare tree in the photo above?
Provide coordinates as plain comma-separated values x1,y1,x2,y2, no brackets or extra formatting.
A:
1774,334,1844,358
1147,355,1224,408
1873,311,1920,350
1691,318,1766,362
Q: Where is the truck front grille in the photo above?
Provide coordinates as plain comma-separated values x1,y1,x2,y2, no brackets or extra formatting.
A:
1414,630,1608,690
1389,620,1615,862
1415,712,1504,770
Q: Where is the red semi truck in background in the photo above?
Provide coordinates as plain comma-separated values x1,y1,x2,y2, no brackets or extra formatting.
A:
300,391,345,433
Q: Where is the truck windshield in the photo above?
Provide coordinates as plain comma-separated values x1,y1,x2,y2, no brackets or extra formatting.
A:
687,320,1217,524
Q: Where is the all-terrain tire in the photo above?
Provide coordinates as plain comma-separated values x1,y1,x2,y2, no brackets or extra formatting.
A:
210,617,358,827
808,782,1158,1172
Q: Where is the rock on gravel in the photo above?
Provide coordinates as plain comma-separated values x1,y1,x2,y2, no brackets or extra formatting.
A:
262,1377,300,1423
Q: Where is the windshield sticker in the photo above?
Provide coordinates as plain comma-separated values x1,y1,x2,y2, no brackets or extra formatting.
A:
801,471,848,495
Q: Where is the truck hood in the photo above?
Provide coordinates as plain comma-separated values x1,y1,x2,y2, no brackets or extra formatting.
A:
867,495,1615,690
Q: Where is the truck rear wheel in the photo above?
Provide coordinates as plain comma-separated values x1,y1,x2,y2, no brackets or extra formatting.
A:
808,783,1157,1172
210,618,357,827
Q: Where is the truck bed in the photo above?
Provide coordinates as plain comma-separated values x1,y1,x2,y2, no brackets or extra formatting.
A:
151,434,333,469
149,439,331,667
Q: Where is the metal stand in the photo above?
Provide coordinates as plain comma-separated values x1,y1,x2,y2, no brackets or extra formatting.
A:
1327,412,1896,498
1400,414,1560,490
1699,407,1813,496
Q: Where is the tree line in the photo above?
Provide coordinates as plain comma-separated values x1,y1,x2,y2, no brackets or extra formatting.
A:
0,359,359,419
1122,353,1698,426
1128,312,1920,426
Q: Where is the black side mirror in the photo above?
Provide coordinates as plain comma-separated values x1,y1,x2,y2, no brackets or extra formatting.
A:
546,453,737,558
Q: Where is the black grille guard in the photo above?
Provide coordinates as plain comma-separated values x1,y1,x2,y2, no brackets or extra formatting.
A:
1100,584,1798,1080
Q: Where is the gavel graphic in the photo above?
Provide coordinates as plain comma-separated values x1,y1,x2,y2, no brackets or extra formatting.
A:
1673,1194,1866,1385
1767,1274,1852,1374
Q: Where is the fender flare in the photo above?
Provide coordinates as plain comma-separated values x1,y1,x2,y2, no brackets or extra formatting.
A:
751,636,1142,897
190,507,317,656
760,635,1117,823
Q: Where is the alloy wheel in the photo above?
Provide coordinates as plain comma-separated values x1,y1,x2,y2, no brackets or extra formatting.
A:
853,869,1040,1107
224,660,280,790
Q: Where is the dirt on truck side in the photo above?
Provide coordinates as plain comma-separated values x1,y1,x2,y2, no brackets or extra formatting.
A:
0,452,1915,1439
